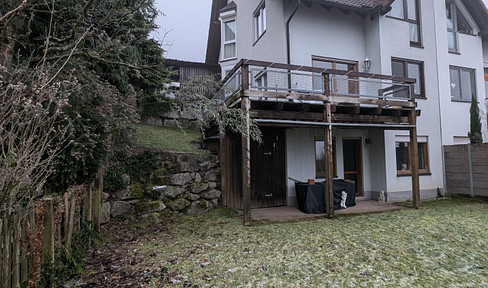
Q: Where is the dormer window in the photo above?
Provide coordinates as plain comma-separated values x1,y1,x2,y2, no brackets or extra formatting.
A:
446,1,474,53
223,20,236,60
254,1,266,42
388,0,421,46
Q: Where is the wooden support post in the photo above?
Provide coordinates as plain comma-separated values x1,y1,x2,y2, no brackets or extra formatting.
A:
1,216,8,288
409,108,420,209
20,210,29,286
220,134,228,207
324,102,334,218
241,65,252,225
42,198,55,267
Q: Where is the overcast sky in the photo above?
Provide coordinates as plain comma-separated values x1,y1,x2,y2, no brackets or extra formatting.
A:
154,0,488,63
153,0,212,62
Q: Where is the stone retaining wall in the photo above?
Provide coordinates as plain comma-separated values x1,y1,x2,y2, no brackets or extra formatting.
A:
100,151,220,224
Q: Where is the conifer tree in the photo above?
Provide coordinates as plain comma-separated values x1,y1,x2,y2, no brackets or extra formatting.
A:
468,94,482,144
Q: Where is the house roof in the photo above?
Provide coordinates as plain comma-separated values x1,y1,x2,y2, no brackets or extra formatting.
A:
302,0,393,15
205,0,228,64
219,1,237,13
461,0,488,38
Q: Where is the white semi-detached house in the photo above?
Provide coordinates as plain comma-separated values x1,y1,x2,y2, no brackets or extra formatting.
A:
204,0,488,216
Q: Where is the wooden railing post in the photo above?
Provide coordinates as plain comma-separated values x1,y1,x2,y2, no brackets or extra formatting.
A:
241,64,252,225
323,73,331,96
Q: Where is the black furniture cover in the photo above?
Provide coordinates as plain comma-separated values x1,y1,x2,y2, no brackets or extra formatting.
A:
295,180,356,214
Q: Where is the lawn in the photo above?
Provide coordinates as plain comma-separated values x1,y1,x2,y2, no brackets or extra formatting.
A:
135,124,203,154
75,199,488,287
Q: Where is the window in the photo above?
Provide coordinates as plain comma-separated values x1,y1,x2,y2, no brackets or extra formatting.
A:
315,137,337,179
391,58,425,98
254,1,266,41
449,66,476,101
446,1,474,53
223,20,236,60
389,0,421,46
396,140,429,175
312,56,358,95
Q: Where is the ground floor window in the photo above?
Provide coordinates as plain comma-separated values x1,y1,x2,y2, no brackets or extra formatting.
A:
315,137,337,178
396,139,429,175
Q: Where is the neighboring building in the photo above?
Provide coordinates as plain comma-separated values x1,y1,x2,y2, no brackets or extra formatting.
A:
205,0,488,213
164,59,220,97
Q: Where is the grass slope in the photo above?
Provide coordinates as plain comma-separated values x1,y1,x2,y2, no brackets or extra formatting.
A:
78,199,488,287
135,124,202,154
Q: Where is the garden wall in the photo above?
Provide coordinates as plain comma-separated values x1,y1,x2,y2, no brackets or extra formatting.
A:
101,150,221,224
444,143,488,197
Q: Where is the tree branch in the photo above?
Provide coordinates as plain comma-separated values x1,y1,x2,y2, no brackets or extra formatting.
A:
0,0,28,23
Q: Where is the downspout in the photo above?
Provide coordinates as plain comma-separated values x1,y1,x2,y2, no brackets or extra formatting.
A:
286,0,301,66
432,2,447,196
286,0,301,90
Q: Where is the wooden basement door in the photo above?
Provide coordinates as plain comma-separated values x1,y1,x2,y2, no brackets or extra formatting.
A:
250,127,287,208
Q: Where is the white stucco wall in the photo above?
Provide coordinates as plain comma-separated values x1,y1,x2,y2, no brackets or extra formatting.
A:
286,128,379,205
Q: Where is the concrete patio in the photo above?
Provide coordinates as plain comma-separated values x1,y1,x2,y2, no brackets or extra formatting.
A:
251,200,406,222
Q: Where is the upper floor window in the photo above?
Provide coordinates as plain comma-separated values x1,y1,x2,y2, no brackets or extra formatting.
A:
389,0,421,46
223,20,236,60
254,1,266,42
446,1,474,53
312,56,358,95
450,66,476,102
391,58,425,99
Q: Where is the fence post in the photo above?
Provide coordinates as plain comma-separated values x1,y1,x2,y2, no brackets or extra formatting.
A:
2,216,11,288
468,143,474,197
12,213,21,288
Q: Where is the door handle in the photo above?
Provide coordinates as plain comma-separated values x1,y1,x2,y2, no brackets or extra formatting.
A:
264,152,272,156
265,194,273,197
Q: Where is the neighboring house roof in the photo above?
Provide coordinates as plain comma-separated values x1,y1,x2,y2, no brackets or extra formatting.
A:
165,59,220,82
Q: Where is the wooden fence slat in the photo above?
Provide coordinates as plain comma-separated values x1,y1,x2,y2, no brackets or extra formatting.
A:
3,216,11,288
12,213,20,288
0,217,4,288
20,209,29,286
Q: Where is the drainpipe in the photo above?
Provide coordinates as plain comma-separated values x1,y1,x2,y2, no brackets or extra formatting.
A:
286,0,301,66
286,0,301,90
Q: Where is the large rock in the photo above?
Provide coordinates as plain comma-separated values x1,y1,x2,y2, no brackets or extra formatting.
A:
175,162,200,173
144,116,163,126
168,173,193,185
190,183,208,194
186,193,200,201
112,201,132,217
187,200,213,215
201,189,221,200
159,186,185,199
100,202,111,224
134,201,166,214
203,169,219,182
166,198,191,211
114,182,144,200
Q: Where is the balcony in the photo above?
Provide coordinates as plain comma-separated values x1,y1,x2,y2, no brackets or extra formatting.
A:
213,59,418,128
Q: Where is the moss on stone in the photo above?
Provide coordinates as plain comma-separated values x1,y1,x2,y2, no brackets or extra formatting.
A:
129,182,145,198
134,201,165,213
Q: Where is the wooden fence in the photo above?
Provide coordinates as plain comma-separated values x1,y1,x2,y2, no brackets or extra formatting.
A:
444,143,488,197
0,178,102,288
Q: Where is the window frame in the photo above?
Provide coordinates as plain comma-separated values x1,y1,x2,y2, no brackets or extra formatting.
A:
449,65,476,102
446,1,476,53
387,0,422,47
253,1,266,43
395,141,430,176
391,57,425,99
312,56,359,95
222,19,237,61
314,137,337,179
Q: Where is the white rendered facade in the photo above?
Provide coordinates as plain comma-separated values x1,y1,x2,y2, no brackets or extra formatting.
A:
212,0,488,203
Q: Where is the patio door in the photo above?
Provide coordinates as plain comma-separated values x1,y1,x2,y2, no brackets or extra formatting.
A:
343,139,363,197
250,127,286,208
